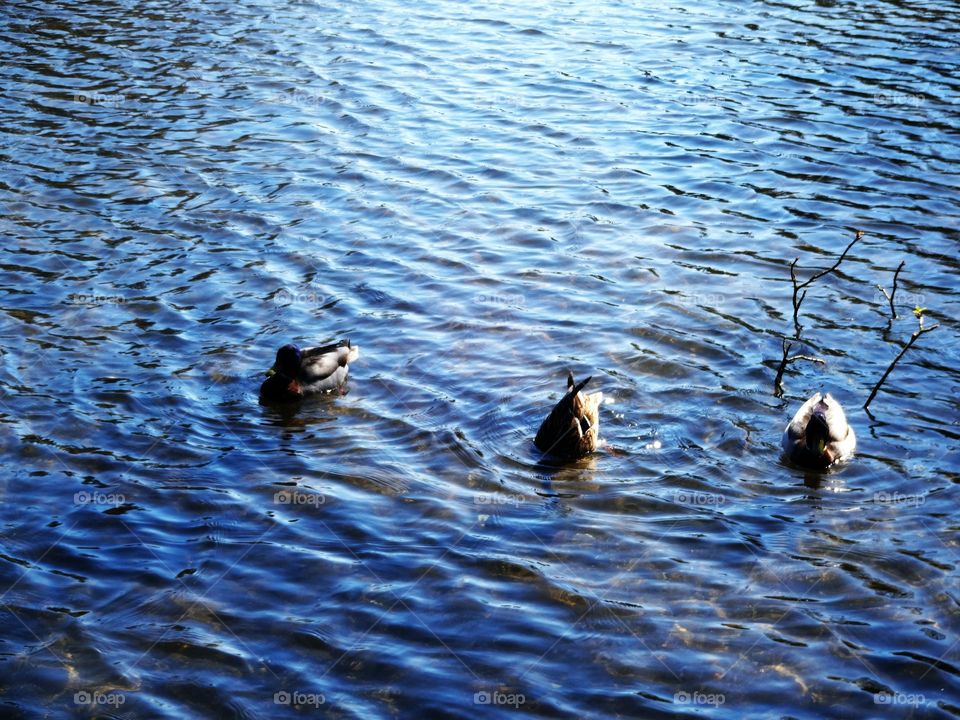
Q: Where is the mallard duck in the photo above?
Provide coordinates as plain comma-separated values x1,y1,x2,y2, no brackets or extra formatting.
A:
259,340,360,403
534,372,603,460
782,392,856,469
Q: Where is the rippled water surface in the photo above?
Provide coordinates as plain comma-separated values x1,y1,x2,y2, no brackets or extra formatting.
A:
2,0,959,717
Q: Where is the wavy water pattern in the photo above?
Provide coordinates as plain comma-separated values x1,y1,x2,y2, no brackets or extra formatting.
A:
1,0,958,717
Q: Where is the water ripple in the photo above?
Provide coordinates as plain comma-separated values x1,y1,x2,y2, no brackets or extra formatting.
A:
1,0,959,716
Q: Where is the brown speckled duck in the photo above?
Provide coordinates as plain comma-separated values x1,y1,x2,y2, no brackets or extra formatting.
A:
534,372,603,460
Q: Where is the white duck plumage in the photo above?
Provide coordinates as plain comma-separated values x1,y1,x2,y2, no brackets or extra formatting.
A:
782,392,856,469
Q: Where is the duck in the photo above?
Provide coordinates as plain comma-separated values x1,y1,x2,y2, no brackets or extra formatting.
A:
782,392,856,469
259,340,360,403
534,372,603,460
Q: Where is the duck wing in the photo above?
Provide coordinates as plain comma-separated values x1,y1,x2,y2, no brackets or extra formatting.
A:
535,375,595,458
298,340,359,392
583,390,603,429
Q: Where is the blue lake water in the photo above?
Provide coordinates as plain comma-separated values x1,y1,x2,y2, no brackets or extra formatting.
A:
1,0,959,717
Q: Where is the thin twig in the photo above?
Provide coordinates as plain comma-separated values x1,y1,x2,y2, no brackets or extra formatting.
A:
774,340,791,398
790,230,862,335
789,260,806,336
863,311,939,411
773,339,826,398
876,260,905,320
788,354,825,364
876,284,892,308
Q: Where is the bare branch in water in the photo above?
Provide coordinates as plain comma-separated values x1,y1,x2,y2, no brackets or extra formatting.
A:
774,340,791,398
789,261,806,336
863,308,939,411
790,230,862,336
789,354,824,364
875,260,905,320
774,338,826,398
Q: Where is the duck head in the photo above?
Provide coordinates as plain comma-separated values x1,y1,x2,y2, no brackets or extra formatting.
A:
805,400,832,462
260,344,304,403
806,394,850,465
267,344,302,378
783,391,855,470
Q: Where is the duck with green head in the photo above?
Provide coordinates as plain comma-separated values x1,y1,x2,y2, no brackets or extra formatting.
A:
259,340,360,403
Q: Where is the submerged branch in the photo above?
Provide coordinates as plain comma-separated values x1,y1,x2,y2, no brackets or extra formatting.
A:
875,260,905,320
863,309,939,411
773,339,826,398
790,230,862,336
774,340,791,398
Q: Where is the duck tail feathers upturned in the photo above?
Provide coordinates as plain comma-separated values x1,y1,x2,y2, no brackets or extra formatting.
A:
571,376,592,396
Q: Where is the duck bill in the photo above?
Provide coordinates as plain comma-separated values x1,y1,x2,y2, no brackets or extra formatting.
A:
265,364,277,377
806,412,830,457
